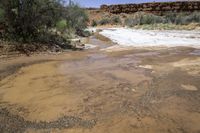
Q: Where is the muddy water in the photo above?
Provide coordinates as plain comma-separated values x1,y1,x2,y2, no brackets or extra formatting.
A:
0,36,200,133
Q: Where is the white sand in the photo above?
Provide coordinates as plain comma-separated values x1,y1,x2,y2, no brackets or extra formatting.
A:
99,28,200,48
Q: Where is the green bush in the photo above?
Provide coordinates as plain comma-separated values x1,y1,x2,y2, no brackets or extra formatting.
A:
56,20,67,32
37,33,71,49
124,12,200,27
0,7,4,23
76,30,91,37
0,0,90,50
65,1,89,33
98,18,110,25
164,12,200,25
140,14,164,25
124,13,164,27
97,16,121,26
124,18,139,27
111,16,121,25
188,12,200,23
91,20,97,27
164,12,177,23
1,0,65,42
176,12,200,25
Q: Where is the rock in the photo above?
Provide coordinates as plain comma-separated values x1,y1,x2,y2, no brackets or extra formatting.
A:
132,89,136,92
100,1,200,14
181,84,198,91
138,65,153,70
123,87,130,91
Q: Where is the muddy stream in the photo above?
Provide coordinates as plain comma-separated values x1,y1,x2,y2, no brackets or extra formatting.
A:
0,35,200,133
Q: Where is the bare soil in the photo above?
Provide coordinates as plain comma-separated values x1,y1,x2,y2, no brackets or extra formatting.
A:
0,35,200,133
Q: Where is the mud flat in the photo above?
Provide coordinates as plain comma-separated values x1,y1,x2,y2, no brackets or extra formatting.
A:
0,31,200,133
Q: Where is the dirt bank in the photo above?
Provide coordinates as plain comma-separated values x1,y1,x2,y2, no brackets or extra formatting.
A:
0,35,200,133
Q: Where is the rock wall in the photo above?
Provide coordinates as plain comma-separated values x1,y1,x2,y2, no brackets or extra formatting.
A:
100,1,200,14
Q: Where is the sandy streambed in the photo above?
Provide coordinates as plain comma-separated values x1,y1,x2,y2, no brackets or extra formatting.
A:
0,34,200,133
100,28,200,48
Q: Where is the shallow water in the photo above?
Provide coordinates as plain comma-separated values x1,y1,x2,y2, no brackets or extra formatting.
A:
190,49,200,55
0,34,200,133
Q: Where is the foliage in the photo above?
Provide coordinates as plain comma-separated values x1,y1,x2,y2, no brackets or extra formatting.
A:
164,12,177,24
0,0,89,53
76,30,91,37
0,7,4,23
37,32,71,49
110,16,121,25
91,20,97,27
94,16,121,26
0,0,65,42
56,19,67,32
98,18,110,25
173,12,200,25
140,14,164,25
124,17,139,27
64,0,89,35
124,12,200,27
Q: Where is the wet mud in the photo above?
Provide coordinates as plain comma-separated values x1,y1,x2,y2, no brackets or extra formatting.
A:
0,36,200,133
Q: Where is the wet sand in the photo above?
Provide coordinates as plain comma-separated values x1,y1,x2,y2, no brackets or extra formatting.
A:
0,35,200,133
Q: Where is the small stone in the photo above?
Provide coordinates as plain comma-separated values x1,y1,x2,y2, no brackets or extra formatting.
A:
181,84,198,91
123,87,130,91
132,89,136,92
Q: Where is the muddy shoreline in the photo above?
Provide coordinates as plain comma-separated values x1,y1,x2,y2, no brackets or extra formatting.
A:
0,107,96,133
0,60,52,81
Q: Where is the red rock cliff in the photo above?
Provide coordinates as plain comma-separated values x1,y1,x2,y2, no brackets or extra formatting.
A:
100,1,200,14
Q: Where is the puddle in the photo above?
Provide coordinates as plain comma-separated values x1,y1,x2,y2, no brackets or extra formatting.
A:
84,44,97,49
190,49,200,56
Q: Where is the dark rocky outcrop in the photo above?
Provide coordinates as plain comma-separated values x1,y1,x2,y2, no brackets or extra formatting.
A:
100,1,200,14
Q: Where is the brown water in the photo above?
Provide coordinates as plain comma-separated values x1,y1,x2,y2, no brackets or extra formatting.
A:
0,36,200,133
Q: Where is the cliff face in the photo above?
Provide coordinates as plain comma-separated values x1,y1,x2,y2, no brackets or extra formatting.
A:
100,1,200,14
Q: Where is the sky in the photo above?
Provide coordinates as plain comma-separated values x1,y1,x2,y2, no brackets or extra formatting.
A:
70,0,178,8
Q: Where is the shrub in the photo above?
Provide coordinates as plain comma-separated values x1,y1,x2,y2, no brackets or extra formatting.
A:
91,20,97,27
1,0,65,42
111,16,121,25
164,12,177,23
0,7,4,23
37,33,71,49
124,12,200,27
178,12,200,25
140,14,164,25
76,30,91,37
124,18,139,27
164,12,200,25
188,12,200,23
98,18,110,25
56,20,67,32
124,13,164,27
65,1,89,33
96,16,121,26
0,0,90,51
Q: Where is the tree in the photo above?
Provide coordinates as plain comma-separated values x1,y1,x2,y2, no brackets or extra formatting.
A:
64,0,89,35
1,0,65,42
0,0,90,52
0,6,4,23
